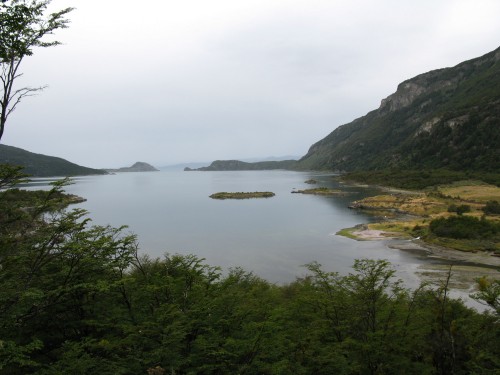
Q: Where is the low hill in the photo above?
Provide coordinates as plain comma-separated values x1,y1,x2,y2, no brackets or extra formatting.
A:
0,144,107,177
297,47,500,172
105,162,159,173
185,159,297,171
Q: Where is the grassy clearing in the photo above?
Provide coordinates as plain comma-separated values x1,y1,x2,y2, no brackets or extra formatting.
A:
347,180,500,252
351,194,447,216
367,221,418,239
336,227,361,240
434,180,500,203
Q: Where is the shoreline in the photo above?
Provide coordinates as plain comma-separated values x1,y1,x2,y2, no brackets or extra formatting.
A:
335,177,500,302
339,226,499,311
340,225,499,268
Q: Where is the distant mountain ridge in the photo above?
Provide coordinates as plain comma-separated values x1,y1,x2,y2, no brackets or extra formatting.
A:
0,144,107,177
296,46,500,172
185,159,297,171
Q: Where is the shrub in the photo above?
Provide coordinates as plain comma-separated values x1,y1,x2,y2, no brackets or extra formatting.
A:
448,204,471,215
429,215,500,240
483,200,500,215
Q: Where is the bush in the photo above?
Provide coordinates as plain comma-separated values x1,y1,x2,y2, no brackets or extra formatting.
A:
429,215,500,240
483,200,500,215
448,204,471,215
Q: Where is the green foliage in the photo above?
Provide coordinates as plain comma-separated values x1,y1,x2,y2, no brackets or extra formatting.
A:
483,200,500,215
0,164,29,188
342,169,500,189
0,0,74,141
429,215,500,240
1,165,499,374
195,159,297,171
209,191,275,199
471,277,500,315
0,0,73,59
448,204,471,215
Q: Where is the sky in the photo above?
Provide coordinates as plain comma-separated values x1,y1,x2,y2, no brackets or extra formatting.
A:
3,0,500,168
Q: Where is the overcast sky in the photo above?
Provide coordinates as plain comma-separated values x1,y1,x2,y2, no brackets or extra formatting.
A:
3,0,500,168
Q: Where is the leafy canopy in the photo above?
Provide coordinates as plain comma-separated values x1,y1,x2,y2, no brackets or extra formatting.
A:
0,0,73,141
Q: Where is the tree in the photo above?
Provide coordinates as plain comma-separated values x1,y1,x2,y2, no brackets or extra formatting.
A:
0,0,73,141
483,200,500,215
0,166,138,374
471,276,500,315
447,204,471,215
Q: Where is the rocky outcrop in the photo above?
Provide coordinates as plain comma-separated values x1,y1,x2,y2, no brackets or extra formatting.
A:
380,81,428,112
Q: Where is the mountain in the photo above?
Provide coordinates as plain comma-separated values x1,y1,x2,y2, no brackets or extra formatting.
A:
106,162,159,173
297,47,500,172
185,159,297,171
0,144,107,177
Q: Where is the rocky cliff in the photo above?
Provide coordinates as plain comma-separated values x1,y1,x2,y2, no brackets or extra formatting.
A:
297,46,500,172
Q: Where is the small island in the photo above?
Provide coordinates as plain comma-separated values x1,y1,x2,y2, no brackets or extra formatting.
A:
304,179,318,184
105,162,159,173
210,191,275,200
292,187,345,196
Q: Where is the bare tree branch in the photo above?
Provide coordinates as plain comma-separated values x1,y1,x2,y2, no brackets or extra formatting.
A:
0,0,73,141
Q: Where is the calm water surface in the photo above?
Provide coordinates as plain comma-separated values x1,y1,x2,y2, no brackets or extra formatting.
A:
44,170,429,286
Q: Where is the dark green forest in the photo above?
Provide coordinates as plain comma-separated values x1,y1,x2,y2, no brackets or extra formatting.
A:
1,164,499,374
341,169,500,190
0,145,107,177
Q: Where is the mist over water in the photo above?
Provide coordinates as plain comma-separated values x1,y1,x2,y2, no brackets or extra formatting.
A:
46,170,428,286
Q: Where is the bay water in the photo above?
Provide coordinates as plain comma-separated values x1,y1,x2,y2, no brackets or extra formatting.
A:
42,170,430,286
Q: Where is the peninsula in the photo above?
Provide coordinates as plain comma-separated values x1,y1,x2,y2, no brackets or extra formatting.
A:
292,187,345,196
339,180,500,255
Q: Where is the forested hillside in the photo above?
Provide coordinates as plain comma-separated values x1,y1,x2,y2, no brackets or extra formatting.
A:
186,159,297,171
298,47,500,172
0,144,107,177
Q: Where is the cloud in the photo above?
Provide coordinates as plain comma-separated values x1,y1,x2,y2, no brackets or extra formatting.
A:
4,0,500,167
